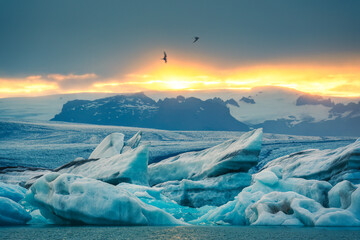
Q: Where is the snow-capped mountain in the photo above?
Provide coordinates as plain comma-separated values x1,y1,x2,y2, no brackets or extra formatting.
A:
1,87,359,136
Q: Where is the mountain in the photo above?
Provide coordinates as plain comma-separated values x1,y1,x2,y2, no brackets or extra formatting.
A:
51,93,249,131
0,93,117,120
1,87,359,136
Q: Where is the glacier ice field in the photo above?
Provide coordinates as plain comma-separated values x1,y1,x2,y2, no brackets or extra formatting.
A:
1,119,360,226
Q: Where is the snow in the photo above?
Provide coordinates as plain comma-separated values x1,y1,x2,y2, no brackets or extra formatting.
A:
148,129,263,186
25,173,184,225
261,138,360,184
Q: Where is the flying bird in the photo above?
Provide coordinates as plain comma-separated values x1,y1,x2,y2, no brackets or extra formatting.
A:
193,36,199,43
161,51,167,63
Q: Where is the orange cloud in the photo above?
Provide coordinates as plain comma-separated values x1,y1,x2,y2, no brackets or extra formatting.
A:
0,62,360,98
47,73,97,81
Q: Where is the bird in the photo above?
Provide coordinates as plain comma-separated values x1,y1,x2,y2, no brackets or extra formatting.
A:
161,51,167,63
193,36,199,43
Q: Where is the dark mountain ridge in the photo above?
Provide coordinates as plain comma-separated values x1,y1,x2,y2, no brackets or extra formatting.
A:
52,93,249,131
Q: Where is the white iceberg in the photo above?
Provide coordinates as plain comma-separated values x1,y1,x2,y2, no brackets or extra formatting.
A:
23,131,148,187
57,145,149,185
89,133,125,159
192,167,360,226
261,138,360,185
148,129,263,186
25,173,183,225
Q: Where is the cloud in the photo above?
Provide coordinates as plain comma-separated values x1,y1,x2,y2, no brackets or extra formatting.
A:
47,73,98,81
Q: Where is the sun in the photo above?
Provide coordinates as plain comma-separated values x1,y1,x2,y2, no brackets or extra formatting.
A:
166,78,191,90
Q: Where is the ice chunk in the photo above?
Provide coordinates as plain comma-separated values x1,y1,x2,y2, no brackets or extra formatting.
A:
253,170,279,186
156,172,251,207
25,173,183,225
121,131,142,153
192,169,337,226
89,133,125,159
251,168,332,206
57,145,149,185
148,129,263,185
0,182,27,202
117,183,214,222
261,138,360,185
328,180,356,209
246,192,306,226
28,209,53,225
0,197,31,225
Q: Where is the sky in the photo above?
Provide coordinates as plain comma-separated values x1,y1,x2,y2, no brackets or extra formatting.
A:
0,0,360,98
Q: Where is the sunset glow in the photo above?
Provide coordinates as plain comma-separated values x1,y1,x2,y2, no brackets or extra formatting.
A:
1,61,360,98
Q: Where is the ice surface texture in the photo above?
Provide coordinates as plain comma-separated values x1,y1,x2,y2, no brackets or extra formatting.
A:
261,138,360,184
193,167,360,226
148,129,263,186
156,172,252,208
0,183,31,225
25,173,183,225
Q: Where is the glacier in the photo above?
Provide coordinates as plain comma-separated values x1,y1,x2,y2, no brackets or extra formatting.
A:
148,128,263,186
25,172,183,225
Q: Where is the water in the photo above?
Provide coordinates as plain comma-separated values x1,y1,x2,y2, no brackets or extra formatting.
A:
1,226,360,240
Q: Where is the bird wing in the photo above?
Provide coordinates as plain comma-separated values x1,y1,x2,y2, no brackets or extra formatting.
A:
164,51,167,57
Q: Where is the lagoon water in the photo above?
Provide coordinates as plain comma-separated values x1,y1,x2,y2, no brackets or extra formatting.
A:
1,226,360,240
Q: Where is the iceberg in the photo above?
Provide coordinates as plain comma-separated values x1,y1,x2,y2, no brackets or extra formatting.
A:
0,182,31,225
0,197,31,225
24,131,148,187
261,138,360,185
0,182,27,202
89,131,142,158
156,172,252,207
25,173,183,225
117,183,215,222
57,145,149,185
148,129,263,186
192,167,360,226
328,180,357,209
88,133,125,159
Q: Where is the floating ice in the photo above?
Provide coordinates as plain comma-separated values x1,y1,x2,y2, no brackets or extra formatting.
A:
117,183,215,222
192,167,360,226
0,197,31,225
156,172,252,207
148,129,263,186
328,180,357,209
0,182,27,202
57,145,149,185
261,138,360,184
89,132,125,159
25,173,183,225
